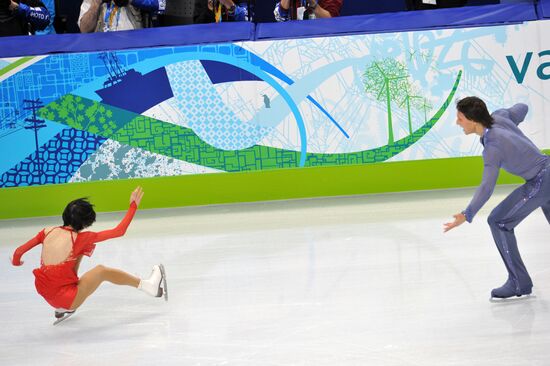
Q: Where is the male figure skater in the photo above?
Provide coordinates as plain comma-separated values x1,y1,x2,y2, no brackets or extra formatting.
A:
444,96,550,299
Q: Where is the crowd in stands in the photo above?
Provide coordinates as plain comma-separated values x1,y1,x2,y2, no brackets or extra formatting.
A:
1,0,505,37
0,0,347,37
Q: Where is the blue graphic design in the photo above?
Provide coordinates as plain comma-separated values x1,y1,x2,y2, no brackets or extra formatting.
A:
94,52,173,114
167,61,275,151
0,128,106,187
200,60,262,84
4,22,539,188
0,120,66,175
96,68,173,114
73,50,309,166
201,46,349,138
243,46,350,139
0,48,176,131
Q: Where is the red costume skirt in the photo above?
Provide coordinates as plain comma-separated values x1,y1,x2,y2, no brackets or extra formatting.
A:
33,261,79,309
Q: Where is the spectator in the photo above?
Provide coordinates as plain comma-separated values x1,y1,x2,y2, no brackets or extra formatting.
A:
34,0,54,34
274,0,342,21
408,0,466,10
0,0,50,37
78,0,165,33
194,0,250,23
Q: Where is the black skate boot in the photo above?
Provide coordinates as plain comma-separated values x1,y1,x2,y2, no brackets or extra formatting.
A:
490,278,533,302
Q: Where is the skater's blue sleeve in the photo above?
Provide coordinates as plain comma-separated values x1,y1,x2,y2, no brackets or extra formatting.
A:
492,103,528,126
131,0,165,13
462,145,501,223
16,3,51,31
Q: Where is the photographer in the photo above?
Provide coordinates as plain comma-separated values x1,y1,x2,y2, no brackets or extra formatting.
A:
194,0,250,23
34,0,54,34
274,0,342,21
0,0,50,36
78,0,165,33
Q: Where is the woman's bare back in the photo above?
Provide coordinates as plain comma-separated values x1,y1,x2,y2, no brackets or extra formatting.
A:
41,227,76,266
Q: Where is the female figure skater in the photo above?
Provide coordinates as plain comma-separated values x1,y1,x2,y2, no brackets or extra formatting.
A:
11,186,167,323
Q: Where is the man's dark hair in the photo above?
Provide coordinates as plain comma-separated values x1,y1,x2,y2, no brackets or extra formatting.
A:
456,96,494,128
62,198,96,232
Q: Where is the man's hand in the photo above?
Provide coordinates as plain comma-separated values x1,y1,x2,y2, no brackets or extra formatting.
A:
8,0,18,11
443,213,466,233
306,0,317,9
80,0,105,33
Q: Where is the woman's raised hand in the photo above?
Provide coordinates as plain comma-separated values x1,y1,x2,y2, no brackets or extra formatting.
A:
130,186,144,207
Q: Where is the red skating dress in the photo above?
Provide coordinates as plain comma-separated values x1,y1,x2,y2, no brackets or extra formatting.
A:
11,202,137,309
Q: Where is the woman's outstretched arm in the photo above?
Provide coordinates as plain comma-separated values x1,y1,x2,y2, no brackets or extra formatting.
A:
12,230,45,266
89,187,144,243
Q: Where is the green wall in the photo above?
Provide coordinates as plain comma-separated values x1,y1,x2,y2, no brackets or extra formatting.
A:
3,153,548,220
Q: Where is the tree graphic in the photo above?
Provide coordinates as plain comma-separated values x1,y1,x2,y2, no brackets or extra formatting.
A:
363,59,409,145
418,97,433,124
39,94,119,138
400,86,424,135
24,99,47,178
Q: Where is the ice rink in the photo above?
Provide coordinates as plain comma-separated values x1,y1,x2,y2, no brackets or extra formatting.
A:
1,186,549,366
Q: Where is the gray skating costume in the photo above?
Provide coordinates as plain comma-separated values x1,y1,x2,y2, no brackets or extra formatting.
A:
462,103,550,298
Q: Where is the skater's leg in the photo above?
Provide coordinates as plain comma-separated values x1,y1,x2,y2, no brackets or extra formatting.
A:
488,167,550,298
70,265,140,310
488,210,532,298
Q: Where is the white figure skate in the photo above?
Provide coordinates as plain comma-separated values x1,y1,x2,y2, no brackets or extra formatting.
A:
139,264,168,301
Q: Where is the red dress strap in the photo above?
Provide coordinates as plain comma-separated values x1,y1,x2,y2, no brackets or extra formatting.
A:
57,226,77,245
43,227,60,238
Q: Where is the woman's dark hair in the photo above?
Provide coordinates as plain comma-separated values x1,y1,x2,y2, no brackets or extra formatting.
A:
62,198,96,232
456,96,494,128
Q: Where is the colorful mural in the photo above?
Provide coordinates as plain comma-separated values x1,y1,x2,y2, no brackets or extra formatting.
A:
1,21,548,188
